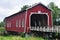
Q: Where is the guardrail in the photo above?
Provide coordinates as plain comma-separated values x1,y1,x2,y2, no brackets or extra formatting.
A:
30,26,60,33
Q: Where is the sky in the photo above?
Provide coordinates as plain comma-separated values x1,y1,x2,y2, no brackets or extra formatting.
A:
0,0,60,22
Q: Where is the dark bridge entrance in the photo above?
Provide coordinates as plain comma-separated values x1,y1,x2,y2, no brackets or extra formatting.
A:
30,14,48,27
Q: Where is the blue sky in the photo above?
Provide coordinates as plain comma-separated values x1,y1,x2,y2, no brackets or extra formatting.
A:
0,0,60,22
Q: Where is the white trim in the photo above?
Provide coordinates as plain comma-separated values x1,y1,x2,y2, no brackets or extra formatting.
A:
29,11,49,29
21,18,25,27
51,11,53,27
16,20,19,27
10,22,11,27
24,10,27,33
23,2,53,32
19,19,21,27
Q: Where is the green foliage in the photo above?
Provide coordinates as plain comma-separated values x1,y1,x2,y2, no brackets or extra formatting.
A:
0,27,5,32
21,5,29,11
0,36,44,40
48,2,60,25
0,27,44,40
20,33,25,37
0,21,4,27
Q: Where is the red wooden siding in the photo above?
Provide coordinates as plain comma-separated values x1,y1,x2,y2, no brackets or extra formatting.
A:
4,3,52,33
5,11,26,32
26,4,52,33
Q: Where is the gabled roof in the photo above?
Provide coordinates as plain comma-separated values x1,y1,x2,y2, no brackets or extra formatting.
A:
4,10,26,20
4,3,52,20
26,3,52,11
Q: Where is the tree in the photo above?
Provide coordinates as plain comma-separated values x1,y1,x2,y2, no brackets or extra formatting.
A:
48,2,60,25
0,21,4,27
21,5,30,11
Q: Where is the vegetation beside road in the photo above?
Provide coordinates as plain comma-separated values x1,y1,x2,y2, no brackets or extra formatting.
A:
0,27,5,32
0,35,44,40
0,27,44,40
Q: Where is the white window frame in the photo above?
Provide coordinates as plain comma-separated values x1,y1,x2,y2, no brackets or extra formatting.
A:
9,22,11,27
7,22,11,27
7,23,9,27
16,20,19,27
22,18,25,27
19,20,21,27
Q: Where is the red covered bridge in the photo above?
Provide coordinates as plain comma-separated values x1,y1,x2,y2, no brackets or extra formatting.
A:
4,3,53,36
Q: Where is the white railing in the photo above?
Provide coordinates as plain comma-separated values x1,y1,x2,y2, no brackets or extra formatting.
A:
30,26,60,33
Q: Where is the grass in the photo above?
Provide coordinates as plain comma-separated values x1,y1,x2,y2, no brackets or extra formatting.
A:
0,27,5,32
0,27,44,40
0,35,44,40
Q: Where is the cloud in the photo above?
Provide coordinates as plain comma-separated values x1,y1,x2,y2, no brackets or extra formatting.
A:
54,0,60,8
0,6,21,22
0,0,12,9
0,0,60,22
0,0,22,22
27,0,60,8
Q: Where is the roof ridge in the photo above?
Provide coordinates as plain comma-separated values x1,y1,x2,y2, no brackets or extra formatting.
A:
26,2,52,11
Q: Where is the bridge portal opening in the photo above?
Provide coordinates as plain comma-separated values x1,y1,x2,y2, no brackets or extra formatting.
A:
30,14,48,27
